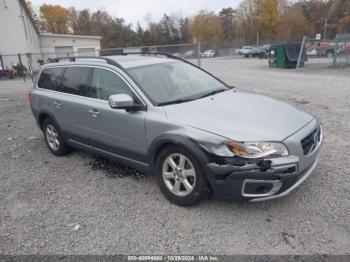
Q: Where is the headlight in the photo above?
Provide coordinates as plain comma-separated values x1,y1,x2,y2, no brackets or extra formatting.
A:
228,141,289,159
199,142,235,157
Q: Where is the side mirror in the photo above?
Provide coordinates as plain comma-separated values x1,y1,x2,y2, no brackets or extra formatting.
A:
108,94,145,112
108,94,134,109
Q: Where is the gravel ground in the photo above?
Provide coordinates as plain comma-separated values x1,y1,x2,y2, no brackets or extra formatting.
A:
0,58,349,255
0,79,33,95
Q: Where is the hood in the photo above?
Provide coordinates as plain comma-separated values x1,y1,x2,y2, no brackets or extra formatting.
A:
164,90,314,142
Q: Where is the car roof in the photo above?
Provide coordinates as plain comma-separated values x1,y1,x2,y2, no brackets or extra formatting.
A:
108,55,175,68
42,55,177,70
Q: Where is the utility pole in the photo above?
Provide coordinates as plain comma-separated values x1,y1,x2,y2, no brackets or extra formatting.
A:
324,18,328,40
256,16,261,48
257,25,259,48
256,1,261,48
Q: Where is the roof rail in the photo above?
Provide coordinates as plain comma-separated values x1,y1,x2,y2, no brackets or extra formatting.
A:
120,52,190,64
50,56,124,69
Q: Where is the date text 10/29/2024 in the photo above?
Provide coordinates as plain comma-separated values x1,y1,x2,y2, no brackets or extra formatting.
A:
127,255,219,261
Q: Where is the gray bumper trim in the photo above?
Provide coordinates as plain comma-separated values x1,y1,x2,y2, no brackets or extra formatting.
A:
241,179,283,198
249,156,319,202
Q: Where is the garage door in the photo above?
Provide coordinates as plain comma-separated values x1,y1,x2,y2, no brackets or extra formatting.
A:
78,48,96,57
55,46,74,58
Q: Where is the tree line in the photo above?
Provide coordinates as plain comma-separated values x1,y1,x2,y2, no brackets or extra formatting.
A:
27,0,350,49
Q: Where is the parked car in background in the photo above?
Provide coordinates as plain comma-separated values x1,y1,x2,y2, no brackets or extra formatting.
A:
345,42,350,53
250,47,265,58
338,42,350,54
30,54,323,206
306,48,318,57
184,50,195,58
172,52,184,59
238,46,268,58
238,46,252,57
306,41,336,58
234,48,241,55
258,45,271,59
201,49,216,58
246,47,266,58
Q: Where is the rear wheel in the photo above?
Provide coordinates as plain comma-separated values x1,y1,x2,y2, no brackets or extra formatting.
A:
155,145,209,206
326,50,334,58
43,119,70,156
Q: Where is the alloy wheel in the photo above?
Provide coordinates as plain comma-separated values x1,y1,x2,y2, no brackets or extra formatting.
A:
45,124,60,151
162,153,196,197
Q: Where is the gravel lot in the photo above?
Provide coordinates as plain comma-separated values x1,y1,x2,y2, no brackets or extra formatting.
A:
0,58,349,255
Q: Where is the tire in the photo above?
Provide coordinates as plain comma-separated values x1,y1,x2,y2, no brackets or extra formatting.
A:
326,50,334,58
43,118,70,156
155,145,209,206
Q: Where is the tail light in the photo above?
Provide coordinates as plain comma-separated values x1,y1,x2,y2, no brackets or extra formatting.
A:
28,92,32,105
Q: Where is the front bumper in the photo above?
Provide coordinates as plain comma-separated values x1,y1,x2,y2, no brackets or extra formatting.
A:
204,119,323,202
250,156,319,202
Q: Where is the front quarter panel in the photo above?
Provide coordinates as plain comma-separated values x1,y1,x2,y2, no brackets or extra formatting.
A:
146,106,228,178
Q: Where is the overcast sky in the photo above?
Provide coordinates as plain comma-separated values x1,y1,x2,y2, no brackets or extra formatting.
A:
30,0,241,28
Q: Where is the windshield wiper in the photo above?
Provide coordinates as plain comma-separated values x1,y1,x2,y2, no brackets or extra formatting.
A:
158,88,230,106
197,88,228,99
158,98,196,106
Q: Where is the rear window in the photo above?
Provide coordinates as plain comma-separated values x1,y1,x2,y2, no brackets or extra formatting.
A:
37,67,64,91
61,67,91,96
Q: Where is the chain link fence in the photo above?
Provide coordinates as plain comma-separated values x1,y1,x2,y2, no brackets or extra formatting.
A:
100,43,201,66
333,34,350,68
298,35,350,70
0,43,201,82
0,53,35,81
298,37,334,70
1,38,348,82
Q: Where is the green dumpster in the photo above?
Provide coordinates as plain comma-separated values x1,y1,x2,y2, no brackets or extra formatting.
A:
269,43,307,68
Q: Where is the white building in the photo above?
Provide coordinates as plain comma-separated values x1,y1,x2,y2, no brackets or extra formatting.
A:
0,0,101,71
40,33,101,60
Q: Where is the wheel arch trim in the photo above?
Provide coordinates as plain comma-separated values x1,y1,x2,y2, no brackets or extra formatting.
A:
38,110,61,132
148,133,211,174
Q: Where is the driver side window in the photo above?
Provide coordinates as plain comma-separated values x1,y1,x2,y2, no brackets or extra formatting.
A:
90,68,133,101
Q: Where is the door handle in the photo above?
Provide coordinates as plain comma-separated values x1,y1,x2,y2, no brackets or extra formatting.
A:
88,109,100,118
53,101,62,108
88,109,100,114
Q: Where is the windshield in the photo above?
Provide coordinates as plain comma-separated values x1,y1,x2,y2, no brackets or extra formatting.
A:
127,61,227,105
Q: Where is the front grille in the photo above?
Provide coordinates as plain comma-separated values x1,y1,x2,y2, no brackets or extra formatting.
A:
301,127,321,155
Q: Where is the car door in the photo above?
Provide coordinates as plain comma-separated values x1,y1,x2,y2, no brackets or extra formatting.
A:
83,67,148,165
53,66,92,144
36,67,65,121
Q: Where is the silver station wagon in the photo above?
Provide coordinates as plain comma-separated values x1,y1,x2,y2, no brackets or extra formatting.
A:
30,54,323,206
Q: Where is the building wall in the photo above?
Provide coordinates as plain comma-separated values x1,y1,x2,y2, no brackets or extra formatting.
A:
0,0,40,69
40,34,101,62
0,0,101,72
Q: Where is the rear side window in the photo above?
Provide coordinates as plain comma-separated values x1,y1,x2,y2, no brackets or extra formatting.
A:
61,67,91,96
37,68,64,91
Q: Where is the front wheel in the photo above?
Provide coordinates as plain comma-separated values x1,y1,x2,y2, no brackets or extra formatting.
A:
155,146,209,206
